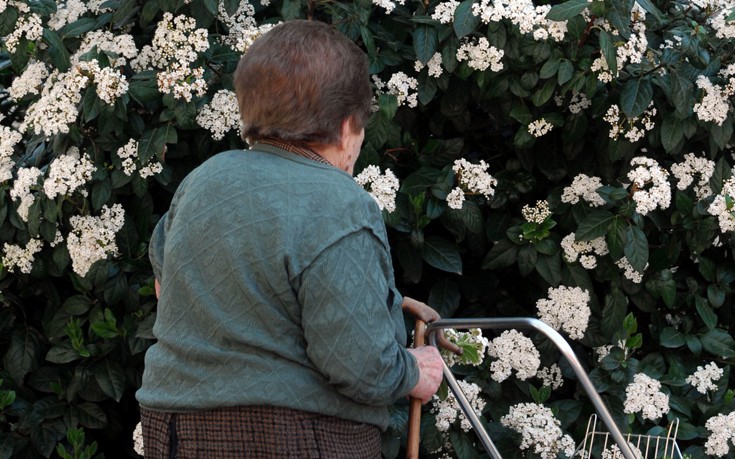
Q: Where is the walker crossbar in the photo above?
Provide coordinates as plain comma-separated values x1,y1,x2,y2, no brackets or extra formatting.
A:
426,317,638,459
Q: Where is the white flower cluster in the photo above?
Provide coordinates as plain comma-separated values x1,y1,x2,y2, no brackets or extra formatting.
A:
555,91,592,114
43,148,95,199
447,158,497,209
500,403,575,459
132,13,209,102
590,6,648,83
3,12,42,54
561,233,608,270
10,167,42,222
354,165,400,212
0,126,22,182
623,373,670,421
414,52,443,78
527,118,553,137
432,0,459,23
670,153,715,200
456,37,504,72
536,364,563,390
693,75,730,126
591,56,614,84
217,0,278,53
487,330,540,382
708,3,735,40
536,285,590,340
521,200,551,224
627,156,671,215
372,73,419,108
20,68,89,137
472,0,567,42
432,380,486,432
561,174,606,207
8,61,48,100
441,328,489,367
133,422,144,455
77,31,138,67
2,239,43,274
709,177,735,233
196,90,241,141
600,443,644,459
77,59,129,105
67,204,126,277
372,0,405,14
47,0,108,30
616,257,646,283
116,139,164,179
603,104,657,143
705,411,735,457
686,362,723,394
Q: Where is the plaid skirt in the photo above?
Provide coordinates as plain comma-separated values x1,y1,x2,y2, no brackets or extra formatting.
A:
140,405,382,458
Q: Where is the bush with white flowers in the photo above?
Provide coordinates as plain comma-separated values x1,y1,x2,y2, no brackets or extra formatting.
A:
2,0,735,457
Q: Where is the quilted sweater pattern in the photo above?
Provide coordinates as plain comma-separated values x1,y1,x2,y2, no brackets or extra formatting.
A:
136,145,419,429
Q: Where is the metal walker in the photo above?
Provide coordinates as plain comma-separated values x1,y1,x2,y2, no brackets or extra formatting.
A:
406,317,683,459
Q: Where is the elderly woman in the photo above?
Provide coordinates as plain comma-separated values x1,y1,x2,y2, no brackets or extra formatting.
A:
137,20,449,458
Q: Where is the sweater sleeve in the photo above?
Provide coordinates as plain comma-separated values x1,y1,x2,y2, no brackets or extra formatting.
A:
298,228,419,406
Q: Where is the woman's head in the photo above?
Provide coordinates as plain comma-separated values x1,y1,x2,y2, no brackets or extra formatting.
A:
234,20,372,146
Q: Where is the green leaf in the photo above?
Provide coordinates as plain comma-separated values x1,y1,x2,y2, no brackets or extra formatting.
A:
4,327,42,384
539,59,560,79
421,236,462,274
711,117,734,150
608,0,633,39
545,0,589,21
91,179,112,212
535,253,561,286
427,278,461,318
414,26,438,64
138,127,168,164
517,244,538,276
45,342,81,364
661,114,685,153
700,328,735,358
708,284,726,308
76,403,108,429
576,210,615,241
601,288,627,337
557,59,574,86
42,29,71,73
94,360,126,402
482,238,519,269
0,6,19,37
660,327,685,348
509,104,532,125
112,0,139,28
669,70,693,118
453,0,479,38
606,216,626,260
59,17,98,38
696,296,718,329
620,77,653,118
624,225,648,273
599,29,618,76
461,201,483,233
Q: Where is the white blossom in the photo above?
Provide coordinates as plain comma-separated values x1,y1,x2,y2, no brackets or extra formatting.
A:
2,239,43,274
197,90,241,140
8,61,48,100
446,187,466,210
500,403,575,459
705,412,735,457
604,104,657,143
536,364,563,390
693,75,730,126
472,0,568,42
456,37,504,72
0,126,22,182
116,139,164,179
354,165,400,212
3,13,43,54
431,380,485,432
528,119,553,137
591,56,614,83
20,68,89,137
216,2,278,54
561,174,606,207
616,257,646,283
453,158,497,199
627,156,671,215
487,330,540,382
77,59,129,105
432,0,459,23
536,285,590,340
67,204,126,277
521,200,551,224
372,0,405,14
601,443,644,459
561,233,608,269
670,153,715,200
43,148,96,199
624,373,670,421
10,167,42,222
414,52,443,78
133,422,144,455
686,362,724,394
709,177,735,233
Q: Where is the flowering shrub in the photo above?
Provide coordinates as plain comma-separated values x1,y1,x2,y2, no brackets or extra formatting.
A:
2,0,735,457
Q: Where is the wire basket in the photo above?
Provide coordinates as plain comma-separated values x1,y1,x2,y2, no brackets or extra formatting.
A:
575,414,684,459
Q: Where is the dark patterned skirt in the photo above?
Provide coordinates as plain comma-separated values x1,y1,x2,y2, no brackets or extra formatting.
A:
140,405,382,458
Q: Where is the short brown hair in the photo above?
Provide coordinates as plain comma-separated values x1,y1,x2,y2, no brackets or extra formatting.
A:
234,20,372,145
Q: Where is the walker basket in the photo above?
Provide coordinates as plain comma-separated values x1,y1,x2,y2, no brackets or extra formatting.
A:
575,414,684,459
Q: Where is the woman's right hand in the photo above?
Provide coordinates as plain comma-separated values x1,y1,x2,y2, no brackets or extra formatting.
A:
406,346,444,404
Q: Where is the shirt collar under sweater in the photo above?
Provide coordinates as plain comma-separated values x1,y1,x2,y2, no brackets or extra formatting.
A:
256,139,331,166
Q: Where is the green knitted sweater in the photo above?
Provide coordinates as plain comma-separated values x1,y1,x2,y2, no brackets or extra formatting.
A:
136,144,419,429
